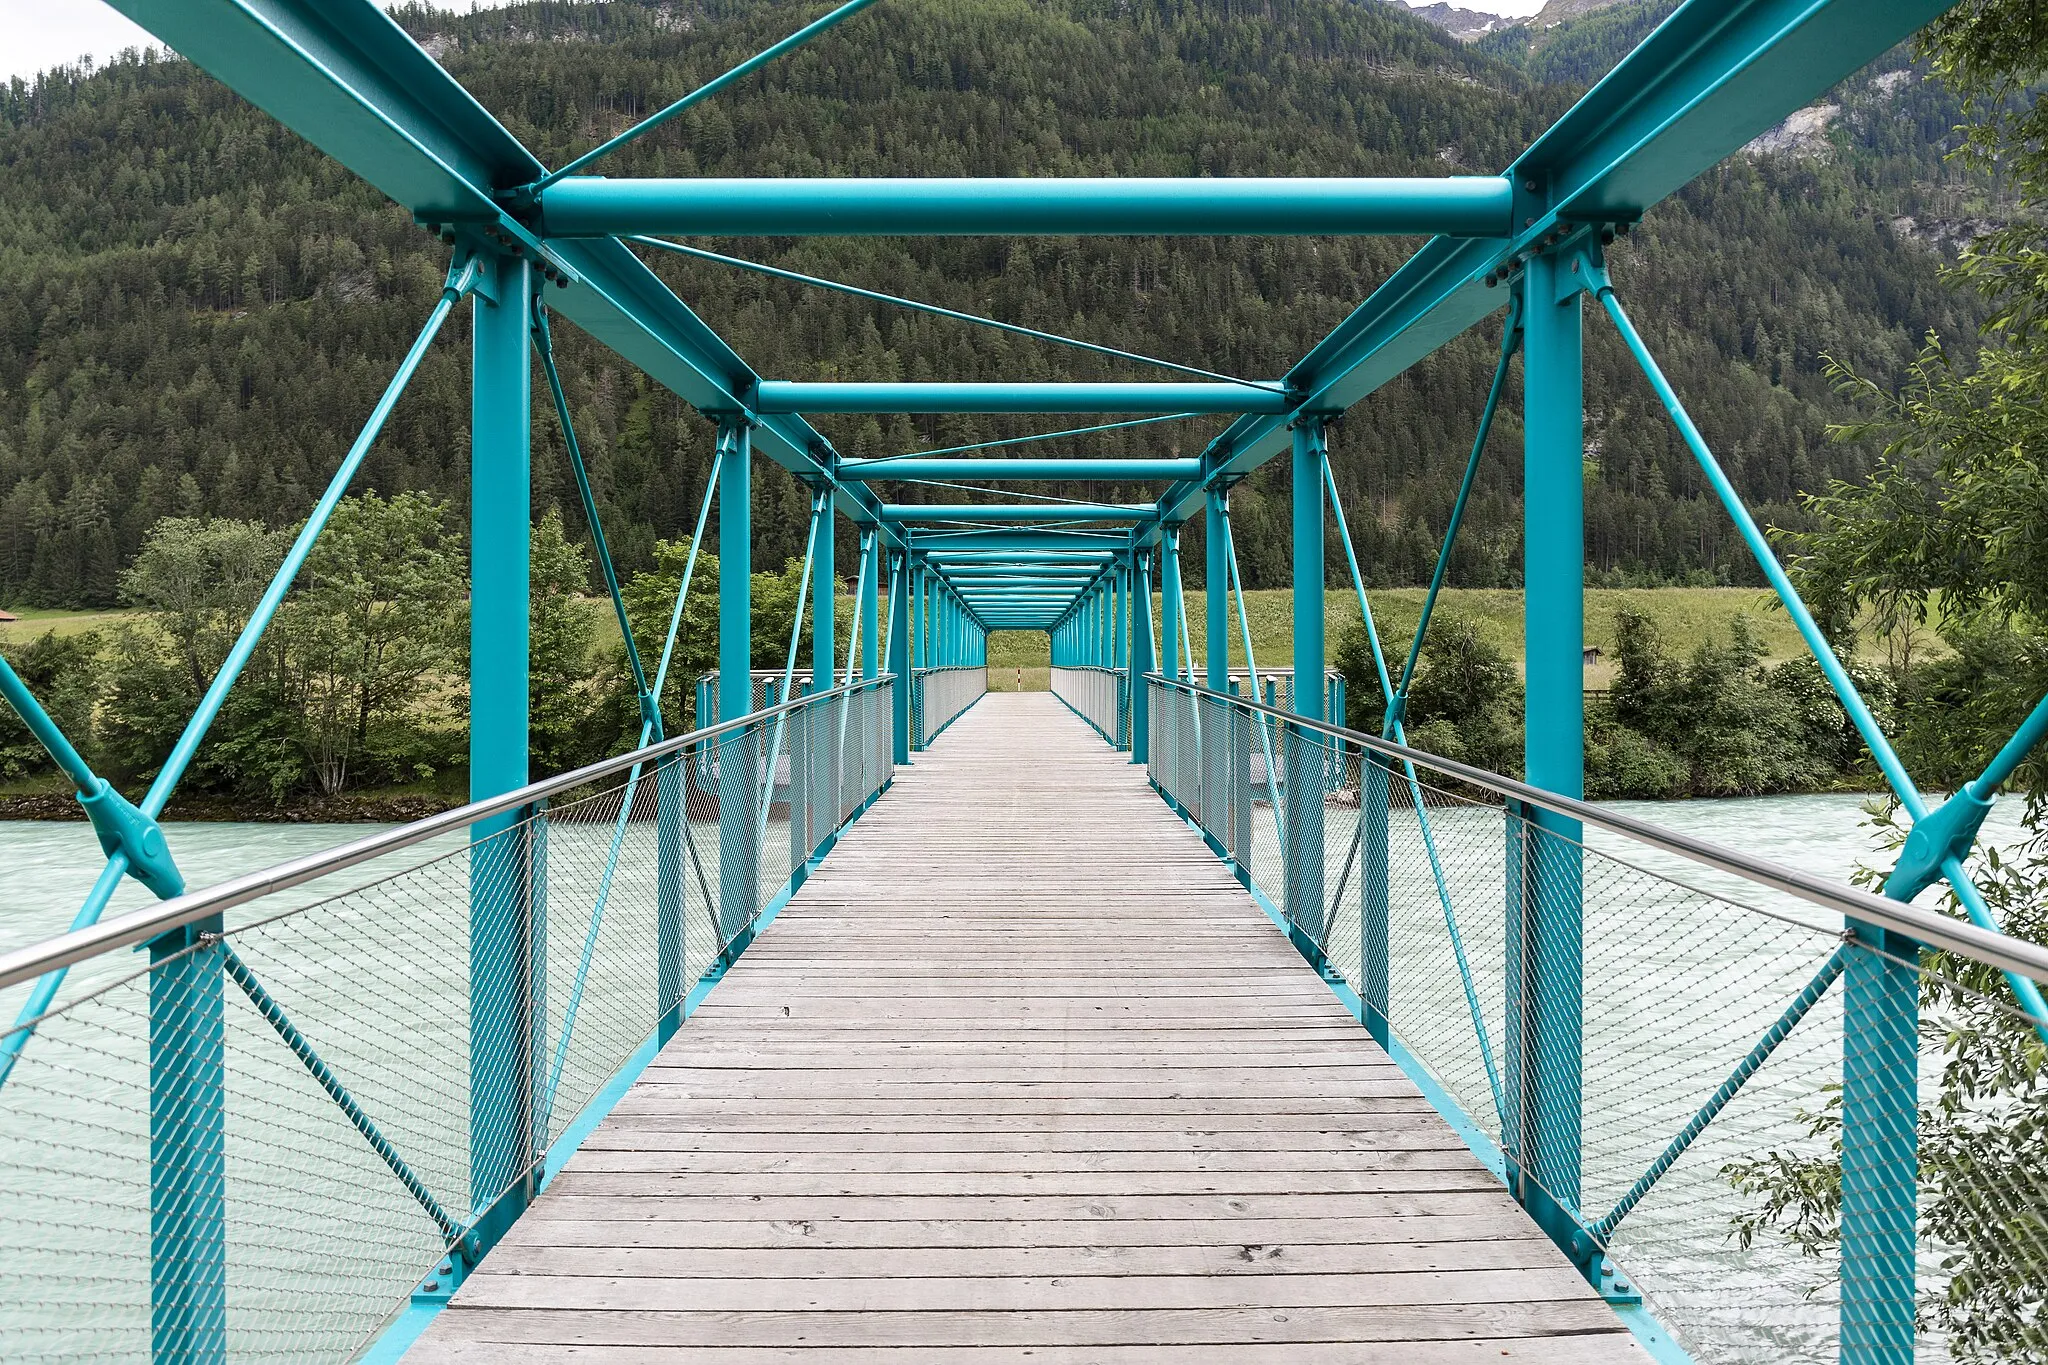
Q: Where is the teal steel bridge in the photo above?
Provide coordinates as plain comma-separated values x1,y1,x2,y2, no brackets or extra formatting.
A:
2,0,2046,1360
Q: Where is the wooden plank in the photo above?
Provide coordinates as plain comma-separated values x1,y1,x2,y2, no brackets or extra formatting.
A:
414,695,1637,1360
453,1266,1600,1312
415,1302,1634,1348
494,1213,1551,1251
480,1238,1570,1277
409,1336,1646,1363
515,1191,1536,1223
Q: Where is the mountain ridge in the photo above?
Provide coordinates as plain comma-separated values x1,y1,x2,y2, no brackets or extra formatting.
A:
0,0,1997,606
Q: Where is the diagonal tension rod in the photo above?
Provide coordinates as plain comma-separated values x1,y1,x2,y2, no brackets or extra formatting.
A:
1596,270,2048,1044
534,0,887,190
631,236,1282,392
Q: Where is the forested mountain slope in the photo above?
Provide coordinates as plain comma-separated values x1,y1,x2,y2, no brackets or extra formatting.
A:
0,0,2002,606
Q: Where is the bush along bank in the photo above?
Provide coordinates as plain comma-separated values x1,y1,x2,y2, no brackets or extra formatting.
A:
1335,607,1882,800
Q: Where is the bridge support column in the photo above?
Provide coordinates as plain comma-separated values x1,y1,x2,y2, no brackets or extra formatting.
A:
149,916,227,1363
812,491,838,853
889,549,911,764
1161,525,1184,684
1507,257,1585,1255
1128,547,1151,764
1203,491,1230,837
1287,420,1329,947
1841,920,1919,1365
860,531,879,682
717,417,757,947
655,750,686,1036
468,250,543,1241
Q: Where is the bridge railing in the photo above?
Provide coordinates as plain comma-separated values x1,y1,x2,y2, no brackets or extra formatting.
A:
1050,665,1127,747
1145,673,2048,1365
695,669,817,727
0,676,895,1364
912,666,987,749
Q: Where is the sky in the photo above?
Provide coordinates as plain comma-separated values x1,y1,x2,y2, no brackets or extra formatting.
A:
7,0,1552,87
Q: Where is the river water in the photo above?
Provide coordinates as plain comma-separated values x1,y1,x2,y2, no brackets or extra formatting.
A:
6,791,2018,951
0,793,2034,1362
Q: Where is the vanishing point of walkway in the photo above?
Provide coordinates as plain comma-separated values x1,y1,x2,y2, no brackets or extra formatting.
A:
412,693,1641,1362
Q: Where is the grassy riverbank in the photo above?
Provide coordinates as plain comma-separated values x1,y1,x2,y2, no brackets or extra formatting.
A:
985,587,1902,687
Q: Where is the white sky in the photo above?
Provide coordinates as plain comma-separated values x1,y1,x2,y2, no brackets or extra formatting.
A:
7,0,1550,87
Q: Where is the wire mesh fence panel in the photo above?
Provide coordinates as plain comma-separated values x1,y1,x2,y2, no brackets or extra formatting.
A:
1050,666,1126,748
695,671,817,730
913,667,987,747
1141,676,2048,1365
0,679,895,1363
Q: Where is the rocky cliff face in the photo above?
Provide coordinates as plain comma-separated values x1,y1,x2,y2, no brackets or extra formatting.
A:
1402,2,1518,41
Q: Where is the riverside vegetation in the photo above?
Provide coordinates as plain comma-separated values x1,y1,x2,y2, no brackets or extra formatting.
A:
0,498,826,816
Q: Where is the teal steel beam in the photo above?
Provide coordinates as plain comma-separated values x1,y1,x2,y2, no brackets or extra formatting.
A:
1160,525,1185,682
910,532,1131,554
757,382,1285,414
888,552,911,763
717,418,757,949
1510,257,1585,1265
539,176,1515,238
103,0,903,549
879,503,1157,524
1129,548,1152,764
1286,419,1327,943
1135,0,1956,551
939,568,1100,581
927,550,1116,564
840,457,1202,481
468,249,539,1246
859,531,880,680
149,920,226,1361
1204,491,1228,690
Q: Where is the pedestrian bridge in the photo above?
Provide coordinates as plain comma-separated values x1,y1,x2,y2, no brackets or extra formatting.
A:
5,671,2044,1364
4,0,2048,1361
408,692,1637,1362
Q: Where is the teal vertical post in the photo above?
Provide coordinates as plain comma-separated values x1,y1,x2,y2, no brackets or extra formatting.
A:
1205,491,1228,690
1111,567,1124,671
1204,492,1230,828
1287,420,1329,945
1840,921,1919,1364
812,491,838,852
469,250,538,1224
717,417,757,946
1161,525,1184,682
1509,259,1585,1249
912,563,926,671
814,494,838,692
655,750,685,1037
149,917,226,1363
859,532,879,681
1129,549,1151,764
889,550,911,763
1361,752,1391,1045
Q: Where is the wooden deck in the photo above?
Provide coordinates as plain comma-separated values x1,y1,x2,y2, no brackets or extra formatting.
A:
411,692,1642,1363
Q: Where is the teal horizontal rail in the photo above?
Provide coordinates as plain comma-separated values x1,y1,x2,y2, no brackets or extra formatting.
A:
879,502,1157,524
841,457,1201,481
0,676,897,995
1145,675,2048,989
538,176,1516,237
754,381,1288,414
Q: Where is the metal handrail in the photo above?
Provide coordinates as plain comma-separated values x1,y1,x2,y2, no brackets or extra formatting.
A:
1148,674,2048,987
0,676,897,994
